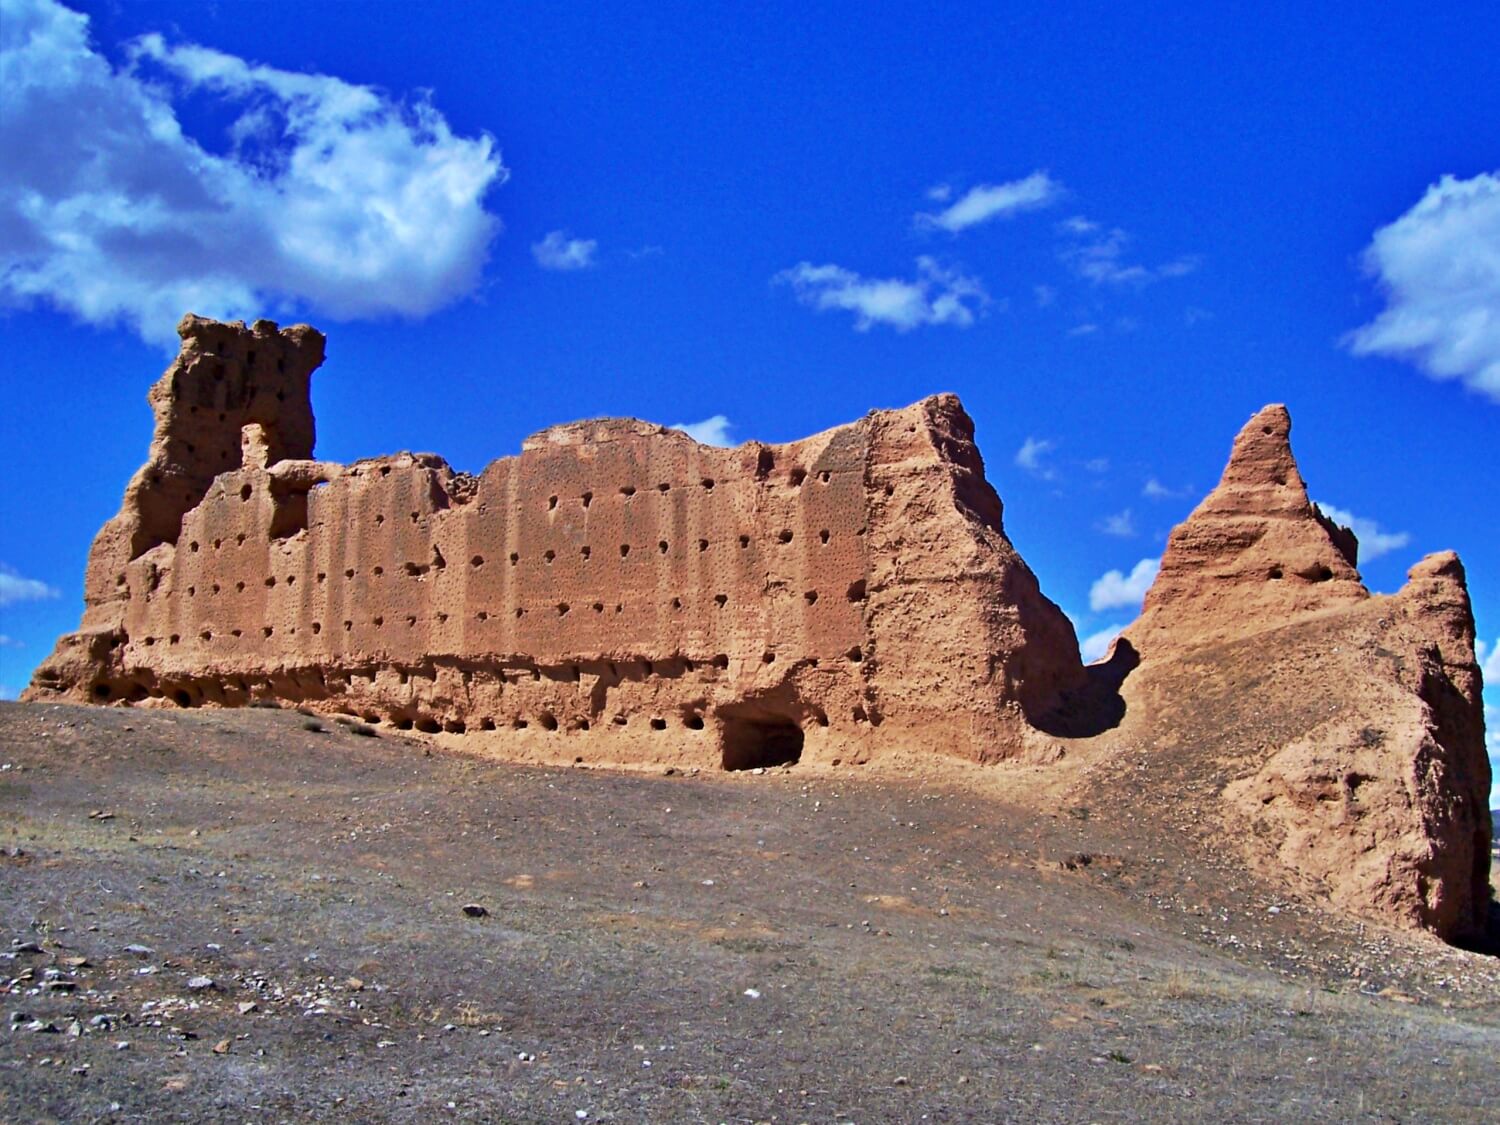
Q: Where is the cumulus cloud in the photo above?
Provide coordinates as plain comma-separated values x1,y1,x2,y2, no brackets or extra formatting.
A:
1080,624,1125,664
1345,172,1500,403
0,0,506,346
1089,557,1160,612
1097,509,1136,537
670,415,734,447
1313,501,1412,563
915,171,1062,233
775,257,988,332
0,563,59,607
532,230,598,271
1014,437,1057,480
0,634,22,648
1059,217,1198,286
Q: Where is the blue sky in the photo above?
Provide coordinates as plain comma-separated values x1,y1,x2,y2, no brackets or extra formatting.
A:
1,0,1497,764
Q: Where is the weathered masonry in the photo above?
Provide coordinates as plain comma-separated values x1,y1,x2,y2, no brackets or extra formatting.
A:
28,315,1085,768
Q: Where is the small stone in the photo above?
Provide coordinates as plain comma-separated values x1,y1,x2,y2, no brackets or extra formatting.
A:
186,975,216,991
461,903,488,918
893,1075,910,1086
115,1041,130,1051
27,1020,59,1034
212,1038,231,1054
237,1001,258,1015
13,941,42,954
124,943,155,956
345,977,364,991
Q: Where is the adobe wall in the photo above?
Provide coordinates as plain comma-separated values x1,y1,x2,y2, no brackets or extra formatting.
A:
28,316,1086,768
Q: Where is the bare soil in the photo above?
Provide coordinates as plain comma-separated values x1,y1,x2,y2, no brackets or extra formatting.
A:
2,701,1497,1123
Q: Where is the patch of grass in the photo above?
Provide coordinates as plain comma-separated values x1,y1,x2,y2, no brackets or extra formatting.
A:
926,964,981,981
712,936,780,954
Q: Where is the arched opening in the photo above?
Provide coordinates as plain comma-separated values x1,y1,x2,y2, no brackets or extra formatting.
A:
720,717,804,771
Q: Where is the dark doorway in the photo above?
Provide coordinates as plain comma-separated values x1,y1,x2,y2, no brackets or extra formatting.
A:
720,717,804,771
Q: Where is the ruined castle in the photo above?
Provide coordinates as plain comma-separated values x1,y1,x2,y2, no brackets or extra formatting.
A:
28,315,1082,769
26,315,1492,941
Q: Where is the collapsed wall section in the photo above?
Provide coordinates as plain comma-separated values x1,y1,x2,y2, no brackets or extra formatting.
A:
79,314,325,621
1124,404,1492,941
27,318,1085,768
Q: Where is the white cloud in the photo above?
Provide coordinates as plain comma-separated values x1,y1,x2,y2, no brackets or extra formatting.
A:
1080,623,1125,664
0,0,505,347
1313,501,1412,562
1089,557,1160,612
1059,217,1199,287
0,564,59,607
1143,477,1188,500
1098,509,1136,537
925,183,953,203
1478,637,1500,683
532,230,598,271
1481,640,1498,759
1345,171,1500,403
1084,457,1109,474
775,256,988,332
1034,284,1056,307
0,635,21,648
1067,322,1099,337
1014,437,1057,480
670,415,734,447
915,171,1062,233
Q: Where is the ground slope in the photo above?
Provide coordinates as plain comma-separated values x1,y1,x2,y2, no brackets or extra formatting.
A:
2,704,1497,1123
